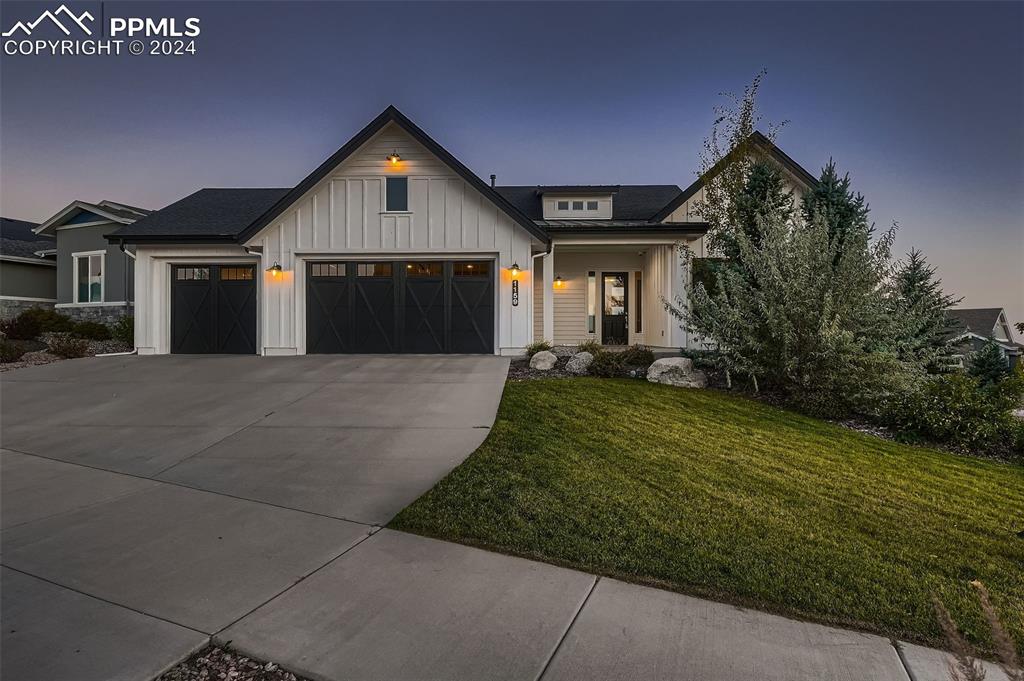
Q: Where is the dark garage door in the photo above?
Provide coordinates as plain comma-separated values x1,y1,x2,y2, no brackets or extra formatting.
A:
171,264,257,354
307,260,494,354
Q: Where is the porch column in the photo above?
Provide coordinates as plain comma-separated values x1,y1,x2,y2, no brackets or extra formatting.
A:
542,245,555,342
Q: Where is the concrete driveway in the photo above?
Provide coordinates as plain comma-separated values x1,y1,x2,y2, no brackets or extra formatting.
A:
1,354,510,680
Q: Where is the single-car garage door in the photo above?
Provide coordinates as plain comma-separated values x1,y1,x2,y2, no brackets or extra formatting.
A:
306,260,494,354
171,264,257,354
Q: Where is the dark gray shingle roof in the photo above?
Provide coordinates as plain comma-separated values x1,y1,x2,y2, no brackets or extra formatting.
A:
494,185,683,221
0,238,54,259
108,188,290,240
946,308,1003,336
1,217,44,242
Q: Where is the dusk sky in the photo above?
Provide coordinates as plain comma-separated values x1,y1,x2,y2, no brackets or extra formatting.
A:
2,1,1021,328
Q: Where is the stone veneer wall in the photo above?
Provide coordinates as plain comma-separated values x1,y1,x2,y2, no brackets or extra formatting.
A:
59,304,133,324
0,300,55,320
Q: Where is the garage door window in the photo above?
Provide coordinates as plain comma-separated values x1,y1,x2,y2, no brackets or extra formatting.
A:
176,266,209,281
220,267,254,280
406,262,443,277
311,262,345,277
357,262,393,277
452,261,489,276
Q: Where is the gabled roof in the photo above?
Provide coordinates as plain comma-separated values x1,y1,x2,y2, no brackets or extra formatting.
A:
946,308,1007,338
108,189,290,242
236,105,548,245
495,185,683,222
34,200,148,236
1,217,55,262
650,131,818,223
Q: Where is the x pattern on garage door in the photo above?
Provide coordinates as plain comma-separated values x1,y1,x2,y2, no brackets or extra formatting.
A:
307,260,494,354
171,265,257,354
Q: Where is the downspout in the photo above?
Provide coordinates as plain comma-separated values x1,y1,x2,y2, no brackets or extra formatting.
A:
104,239,138,356
530,243,552,345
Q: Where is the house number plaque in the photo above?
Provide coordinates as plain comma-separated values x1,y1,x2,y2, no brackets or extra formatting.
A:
512,280,519,306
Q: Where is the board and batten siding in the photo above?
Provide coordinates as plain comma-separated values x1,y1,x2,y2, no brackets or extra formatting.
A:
248,122,539,355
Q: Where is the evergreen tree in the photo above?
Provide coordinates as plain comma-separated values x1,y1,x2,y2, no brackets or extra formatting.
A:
717,161,794,261
800,161,870,267
890,249,962,367
968,339,1011,387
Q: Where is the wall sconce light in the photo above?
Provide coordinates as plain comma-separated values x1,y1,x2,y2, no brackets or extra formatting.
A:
554,276,564,288
386,150,401,165
266,262,283,277
509,262,521,278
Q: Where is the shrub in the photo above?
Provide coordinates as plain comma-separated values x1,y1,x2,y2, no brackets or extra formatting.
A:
618,345,655,367
111,315,134,346
72,320,111,340
589,350,624,378
525,340,552,357
881,367,1024,457
0,340,25,363
46,333,90,359
576,339,601,355
24,307,74,333
0,313,40,340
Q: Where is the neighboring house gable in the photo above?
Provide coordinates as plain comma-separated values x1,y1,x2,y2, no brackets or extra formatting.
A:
946,307,1022,369
32,200,150,317
0,217,57,314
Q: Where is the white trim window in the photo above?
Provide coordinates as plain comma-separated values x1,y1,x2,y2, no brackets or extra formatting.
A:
73,251,104,303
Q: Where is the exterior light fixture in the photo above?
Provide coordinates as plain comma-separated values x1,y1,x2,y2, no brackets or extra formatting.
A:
386,150,401,165
509,262,521,277
266,262,283,277
554,276,564,288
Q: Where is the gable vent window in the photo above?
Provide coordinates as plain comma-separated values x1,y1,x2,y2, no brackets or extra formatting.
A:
587,200,599,211
572,200,584,210
557,200,569,210
385,177,409,212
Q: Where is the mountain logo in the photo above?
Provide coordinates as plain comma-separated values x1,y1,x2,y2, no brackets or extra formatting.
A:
2,4,95,37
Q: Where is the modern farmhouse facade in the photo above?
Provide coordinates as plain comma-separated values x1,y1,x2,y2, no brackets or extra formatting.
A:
108,106,815,356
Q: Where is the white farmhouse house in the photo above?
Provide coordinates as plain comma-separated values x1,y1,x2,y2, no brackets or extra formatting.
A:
108,106,816,356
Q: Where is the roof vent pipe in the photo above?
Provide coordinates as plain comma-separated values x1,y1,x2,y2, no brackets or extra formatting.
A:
490,174,496,188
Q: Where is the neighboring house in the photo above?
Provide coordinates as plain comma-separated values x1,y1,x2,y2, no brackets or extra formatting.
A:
0,217,57,318
107,106,816,356
33,200,151,322
946,307,1022,369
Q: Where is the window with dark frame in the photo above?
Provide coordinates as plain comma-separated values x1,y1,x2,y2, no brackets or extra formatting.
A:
572,200,584,210
557,200,569,210
586,200,599,210
385,177,408,212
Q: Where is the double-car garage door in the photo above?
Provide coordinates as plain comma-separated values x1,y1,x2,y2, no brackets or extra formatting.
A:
170,260,494,354
306,260,494,354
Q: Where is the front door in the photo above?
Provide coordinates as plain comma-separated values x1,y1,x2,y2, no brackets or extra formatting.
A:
601,272,628,345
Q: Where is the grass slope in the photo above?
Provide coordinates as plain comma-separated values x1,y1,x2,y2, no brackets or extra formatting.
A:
391,378,1024,653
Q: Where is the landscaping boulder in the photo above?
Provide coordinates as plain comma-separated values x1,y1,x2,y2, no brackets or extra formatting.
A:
551,345,578,358
565,351,593,375
646,357,707,388
529,350,558,370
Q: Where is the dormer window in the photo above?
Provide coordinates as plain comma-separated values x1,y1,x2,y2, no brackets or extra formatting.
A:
572,201,584,210
557,201,569,210
586,201,598,210
543,192,614,219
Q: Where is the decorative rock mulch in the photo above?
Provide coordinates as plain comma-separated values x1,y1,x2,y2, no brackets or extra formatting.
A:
0,351,62,373
156,645,311,681
0,335,132,372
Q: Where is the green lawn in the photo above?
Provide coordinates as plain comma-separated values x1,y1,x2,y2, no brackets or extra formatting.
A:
391,378,1024,653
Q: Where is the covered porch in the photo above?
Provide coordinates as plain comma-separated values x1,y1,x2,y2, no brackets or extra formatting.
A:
531,235,704,351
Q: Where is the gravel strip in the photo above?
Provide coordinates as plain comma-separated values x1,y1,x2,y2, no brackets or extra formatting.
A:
157,645,312,681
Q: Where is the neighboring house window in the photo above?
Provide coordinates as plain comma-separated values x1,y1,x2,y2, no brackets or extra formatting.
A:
74,252,104,303
385,177,408,212
572,200,584,210
635,272,642,333
557,200,569,210
587,271,596,333
586,200,599,211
